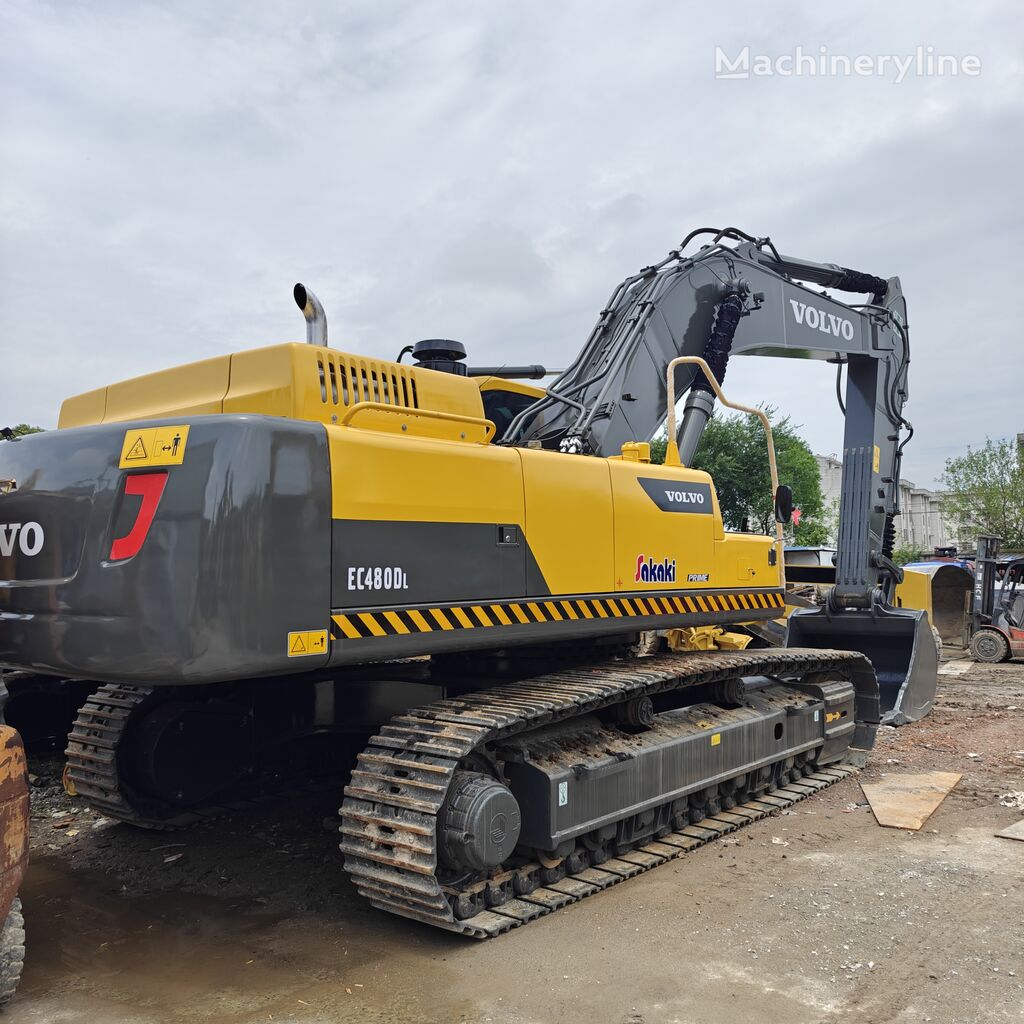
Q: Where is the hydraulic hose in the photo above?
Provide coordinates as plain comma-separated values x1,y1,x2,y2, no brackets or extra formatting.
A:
833,268,888,304
691,293,744,395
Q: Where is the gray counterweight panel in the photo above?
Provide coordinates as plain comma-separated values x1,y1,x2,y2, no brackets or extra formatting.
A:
0,415,331,684
331,520,551,606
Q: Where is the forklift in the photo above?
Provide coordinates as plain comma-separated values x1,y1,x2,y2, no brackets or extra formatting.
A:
968,536,1024,662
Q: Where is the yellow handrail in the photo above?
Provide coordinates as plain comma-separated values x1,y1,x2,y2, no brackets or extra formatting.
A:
337,401,496,443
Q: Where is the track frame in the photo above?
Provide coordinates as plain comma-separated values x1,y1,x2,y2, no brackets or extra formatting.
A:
340,648,877,937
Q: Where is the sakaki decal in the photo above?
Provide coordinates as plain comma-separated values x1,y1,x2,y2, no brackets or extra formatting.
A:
347,565,410,591
0,521,44,557
635,555,676,583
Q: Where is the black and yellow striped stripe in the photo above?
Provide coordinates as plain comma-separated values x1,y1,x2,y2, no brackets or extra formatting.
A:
331,590,785,641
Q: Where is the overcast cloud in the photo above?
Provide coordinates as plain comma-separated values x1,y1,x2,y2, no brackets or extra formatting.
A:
1,0,1021,486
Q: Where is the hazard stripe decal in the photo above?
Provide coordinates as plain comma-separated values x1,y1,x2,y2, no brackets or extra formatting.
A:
330,590,785,641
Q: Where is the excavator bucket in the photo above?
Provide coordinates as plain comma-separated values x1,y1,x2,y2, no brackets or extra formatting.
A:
786,604,937,726
899,563,973,647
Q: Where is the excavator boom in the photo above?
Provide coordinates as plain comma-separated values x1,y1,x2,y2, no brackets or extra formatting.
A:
504,228,934,723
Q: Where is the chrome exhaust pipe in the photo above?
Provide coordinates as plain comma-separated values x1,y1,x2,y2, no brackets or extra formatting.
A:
293,283,327,347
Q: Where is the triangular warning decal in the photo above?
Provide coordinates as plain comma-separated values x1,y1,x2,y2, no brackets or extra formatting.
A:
125,437,148,461
290,633,307,654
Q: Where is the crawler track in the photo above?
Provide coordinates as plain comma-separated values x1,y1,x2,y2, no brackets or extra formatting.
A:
340,648,877,937
65,684,218,829
65,684,328,830
64,685,164,825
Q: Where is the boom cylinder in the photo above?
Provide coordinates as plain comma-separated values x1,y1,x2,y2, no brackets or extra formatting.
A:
677,292,743,466
676,390,716,467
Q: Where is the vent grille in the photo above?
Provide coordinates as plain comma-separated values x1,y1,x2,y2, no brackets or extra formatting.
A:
315,354,419,410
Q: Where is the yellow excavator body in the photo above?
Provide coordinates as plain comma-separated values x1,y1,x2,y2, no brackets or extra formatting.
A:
4,231,934,938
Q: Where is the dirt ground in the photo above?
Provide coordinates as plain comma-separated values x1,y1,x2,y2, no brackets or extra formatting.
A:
7,654,1024,1024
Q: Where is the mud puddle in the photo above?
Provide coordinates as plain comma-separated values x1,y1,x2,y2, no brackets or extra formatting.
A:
12,858,467,1024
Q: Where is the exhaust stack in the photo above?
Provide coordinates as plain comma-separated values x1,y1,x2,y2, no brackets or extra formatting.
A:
293,283,327,347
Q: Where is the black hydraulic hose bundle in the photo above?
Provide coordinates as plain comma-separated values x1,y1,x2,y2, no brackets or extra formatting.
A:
692,292,744,393
881,513,897,560
834,267,888,304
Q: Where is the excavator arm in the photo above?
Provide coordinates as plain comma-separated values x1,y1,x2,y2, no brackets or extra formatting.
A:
503,228,934,723
505,228,910,606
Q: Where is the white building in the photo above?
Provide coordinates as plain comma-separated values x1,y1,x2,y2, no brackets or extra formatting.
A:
814,454,956,555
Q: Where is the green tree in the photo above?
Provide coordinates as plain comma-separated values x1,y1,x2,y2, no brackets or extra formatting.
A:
688,406,826,543
891,543,923,567
649,436,668,465
816,497,841,547
940,437,1024,550
7,424,44,437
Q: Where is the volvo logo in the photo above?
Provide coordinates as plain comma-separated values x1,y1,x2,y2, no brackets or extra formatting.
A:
0,521,44,557
664,489,705,505
637,478,714,515
788,299,855,340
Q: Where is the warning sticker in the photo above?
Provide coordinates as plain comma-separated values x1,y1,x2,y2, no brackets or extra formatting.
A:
287,629,328,658
710,733,721,747
119,425,190,469
124,436,148,462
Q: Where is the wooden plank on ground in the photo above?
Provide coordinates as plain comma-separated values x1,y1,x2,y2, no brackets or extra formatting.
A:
938,660,972,676
995,819,1024,842
861,771,962,830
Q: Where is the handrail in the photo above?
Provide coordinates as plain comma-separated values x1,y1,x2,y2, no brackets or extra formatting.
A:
664,356,785,553
337,401,496,443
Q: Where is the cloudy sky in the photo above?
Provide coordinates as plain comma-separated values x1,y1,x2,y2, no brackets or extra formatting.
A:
1,1,1020,485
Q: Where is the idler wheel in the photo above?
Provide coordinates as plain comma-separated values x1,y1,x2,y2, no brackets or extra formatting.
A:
622,696,655,729
438,771,521,872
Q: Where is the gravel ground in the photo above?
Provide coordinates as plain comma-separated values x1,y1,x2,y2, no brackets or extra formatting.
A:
7,654,1024,1024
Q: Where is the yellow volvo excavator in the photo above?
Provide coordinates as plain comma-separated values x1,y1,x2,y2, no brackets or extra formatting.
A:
0,228,936,936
